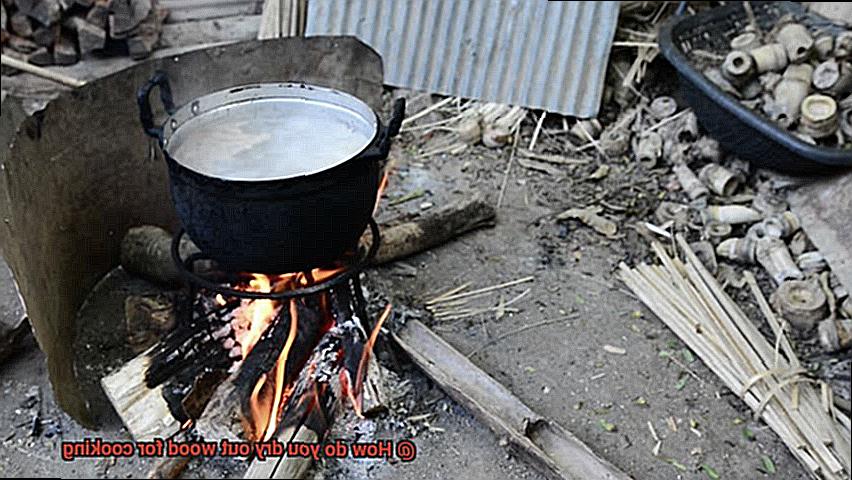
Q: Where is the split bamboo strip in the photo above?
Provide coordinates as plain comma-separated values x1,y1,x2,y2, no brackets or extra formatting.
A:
425,276,534,305
618,235,850,480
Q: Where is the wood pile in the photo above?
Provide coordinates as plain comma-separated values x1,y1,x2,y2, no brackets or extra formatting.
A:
0,0,166,69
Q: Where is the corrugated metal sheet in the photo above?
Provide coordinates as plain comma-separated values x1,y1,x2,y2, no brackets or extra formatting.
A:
160,0,259,21
305,0,618,117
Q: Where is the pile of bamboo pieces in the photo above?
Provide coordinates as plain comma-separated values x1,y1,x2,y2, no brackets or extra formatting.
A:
619,234,851,480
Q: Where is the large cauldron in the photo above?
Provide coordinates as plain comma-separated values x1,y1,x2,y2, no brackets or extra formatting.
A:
138,72,404,273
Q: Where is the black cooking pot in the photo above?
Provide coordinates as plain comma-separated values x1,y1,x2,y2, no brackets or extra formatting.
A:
137,71,404,273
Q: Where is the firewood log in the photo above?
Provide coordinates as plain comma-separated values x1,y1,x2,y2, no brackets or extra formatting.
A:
126,6,166,60
85,0,110,29
101,347,182,441
64,16,106,55
394,320,631,480
120,225,200,287
109,0,151,39
147,456,191,479
119,192,495,285
9,11,34,38
20,0,61,26
5,34,38,53
52,34,77,65
125,293,178,353
372,193,496,265
243,424,317,479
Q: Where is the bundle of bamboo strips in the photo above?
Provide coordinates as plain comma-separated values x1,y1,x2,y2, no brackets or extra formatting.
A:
619,234,851,480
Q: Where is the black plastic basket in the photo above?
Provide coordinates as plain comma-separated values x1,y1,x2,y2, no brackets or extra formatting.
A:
658,1,852,174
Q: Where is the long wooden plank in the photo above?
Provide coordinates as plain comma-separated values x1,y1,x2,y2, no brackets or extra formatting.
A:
393,320,629,480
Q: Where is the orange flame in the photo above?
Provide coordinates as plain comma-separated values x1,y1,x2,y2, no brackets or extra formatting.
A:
261,299,299,441
374,171,390,214
349,304,392,416
234,274,277,359
231,266,360,441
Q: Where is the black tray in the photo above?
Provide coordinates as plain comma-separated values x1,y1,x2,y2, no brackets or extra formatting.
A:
658,1,852,174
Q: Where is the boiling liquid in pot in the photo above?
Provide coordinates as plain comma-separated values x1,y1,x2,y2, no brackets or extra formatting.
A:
168,97,376,181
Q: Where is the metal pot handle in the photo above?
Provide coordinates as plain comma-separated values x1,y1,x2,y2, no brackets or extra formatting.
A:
137,71,176,141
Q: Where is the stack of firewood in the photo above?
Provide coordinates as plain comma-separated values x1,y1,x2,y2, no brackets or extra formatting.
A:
0,0,166,68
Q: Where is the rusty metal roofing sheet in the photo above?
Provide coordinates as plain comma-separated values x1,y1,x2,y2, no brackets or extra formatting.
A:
305,0,619,117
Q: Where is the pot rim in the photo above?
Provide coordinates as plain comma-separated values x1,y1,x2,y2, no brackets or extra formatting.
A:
161,82,379,182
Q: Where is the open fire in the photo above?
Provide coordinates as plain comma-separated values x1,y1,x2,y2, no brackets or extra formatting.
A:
138,251,388,449
125,172,395,449
229,270,386,442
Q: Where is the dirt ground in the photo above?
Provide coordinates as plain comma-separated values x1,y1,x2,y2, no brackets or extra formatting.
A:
0,111,817,479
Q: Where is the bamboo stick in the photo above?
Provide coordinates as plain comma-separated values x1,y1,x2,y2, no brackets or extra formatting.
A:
619,236,851,479
1,54,86,88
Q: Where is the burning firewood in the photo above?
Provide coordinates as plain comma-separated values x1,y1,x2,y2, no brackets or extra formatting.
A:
107,189,488,476
103,266,391,480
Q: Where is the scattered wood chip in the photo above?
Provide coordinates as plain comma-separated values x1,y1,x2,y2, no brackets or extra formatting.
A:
603,344,627,355
665,458,688,472
648,421,660,442
761,455,777,475
389,188,426,206
556,206,618,237
516,157,564,176
517,148,590,165
599,419,617,432
666,416,678,432
701,464,721,480
589,164,611,180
